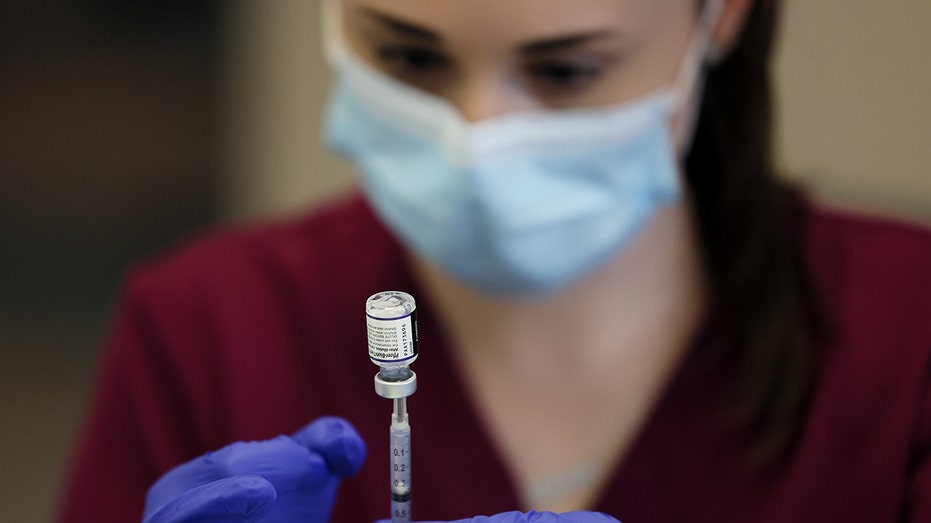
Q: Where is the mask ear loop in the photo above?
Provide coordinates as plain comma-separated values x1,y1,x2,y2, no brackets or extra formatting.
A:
668,0,724,154
668,0,725,115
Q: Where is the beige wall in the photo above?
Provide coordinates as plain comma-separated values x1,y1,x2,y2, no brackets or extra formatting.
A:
221,0,355,220
221,0,931,223
775,0,931,221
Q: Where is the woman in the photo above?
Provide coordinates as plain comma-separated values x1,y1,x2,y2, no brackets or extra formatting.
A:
58,0,931,521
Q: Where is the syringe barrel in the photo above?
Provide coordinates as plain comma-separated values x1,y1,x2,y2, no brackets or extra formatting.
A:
366,291,419,374
390,416,412,523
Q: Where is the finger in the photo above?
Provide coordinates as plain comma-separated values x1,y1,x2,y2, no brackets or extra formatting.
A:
143,475,275,523
221,436,323,491
151,436,321,503
291,416,367,476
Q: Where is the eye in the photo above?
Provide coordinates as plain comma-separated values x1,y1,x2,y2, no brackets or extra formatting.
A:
375,45,450,78
526,60,603,92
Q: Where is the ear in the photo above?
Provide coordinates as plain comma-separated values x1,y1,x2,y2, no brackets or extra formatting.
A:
710,0,754,58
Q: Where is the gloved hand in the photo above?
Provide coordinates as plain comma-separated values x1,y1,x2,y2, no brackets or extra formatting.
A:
142,416,366,523
376,510,620,523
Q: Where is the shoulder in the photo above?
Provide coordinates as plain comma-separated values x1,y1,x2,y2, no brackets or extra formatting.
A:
130,192,383,279
800,203,931,394
802,205,931,319
804,205,931,265
124,192,400,307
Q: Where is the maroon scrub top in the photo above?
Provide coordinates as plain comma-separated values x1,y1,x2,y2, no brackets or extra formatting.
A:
57,194,931,522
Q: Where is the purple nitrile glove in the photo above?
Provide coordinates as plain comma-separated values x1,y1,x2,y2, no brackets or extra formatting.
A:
143,416,366,523
375,510,621,523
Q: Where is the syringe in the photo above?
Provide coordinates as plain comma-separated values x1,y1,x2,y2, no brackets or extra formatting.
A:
366,291,418,523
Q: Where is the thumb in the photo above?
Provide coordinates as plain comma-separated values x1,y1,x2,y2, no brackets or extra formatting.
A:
291,416,367,477
143,475,275,523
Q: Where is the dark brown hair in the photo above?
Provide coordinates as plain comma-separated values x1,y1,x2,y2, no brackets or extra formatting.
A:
685,0,828,467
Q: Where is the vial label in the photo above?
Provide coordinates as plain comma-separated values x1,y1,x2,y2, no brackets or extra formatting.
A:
366,313,418,363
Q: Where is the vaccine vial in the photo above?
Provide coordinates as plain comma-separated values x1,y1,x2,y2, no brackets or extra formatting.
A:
366,291,418,397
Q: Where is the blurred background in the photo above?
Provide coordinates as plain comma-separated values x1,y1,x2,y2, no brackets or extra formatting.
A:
1,0,929,520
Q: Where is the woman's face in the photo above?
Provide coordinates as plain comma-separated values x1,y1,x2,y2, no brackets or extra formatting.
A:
341,0,707,121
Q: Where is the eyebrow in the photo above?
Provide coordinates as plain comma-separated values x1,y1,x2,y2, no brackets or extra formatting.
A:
358,7,441,42
519,31,618,56
358,7,617,54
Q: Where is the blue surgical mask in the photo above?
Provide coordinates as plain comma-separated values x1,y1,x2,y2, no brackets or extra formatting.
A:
322,1,721,296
